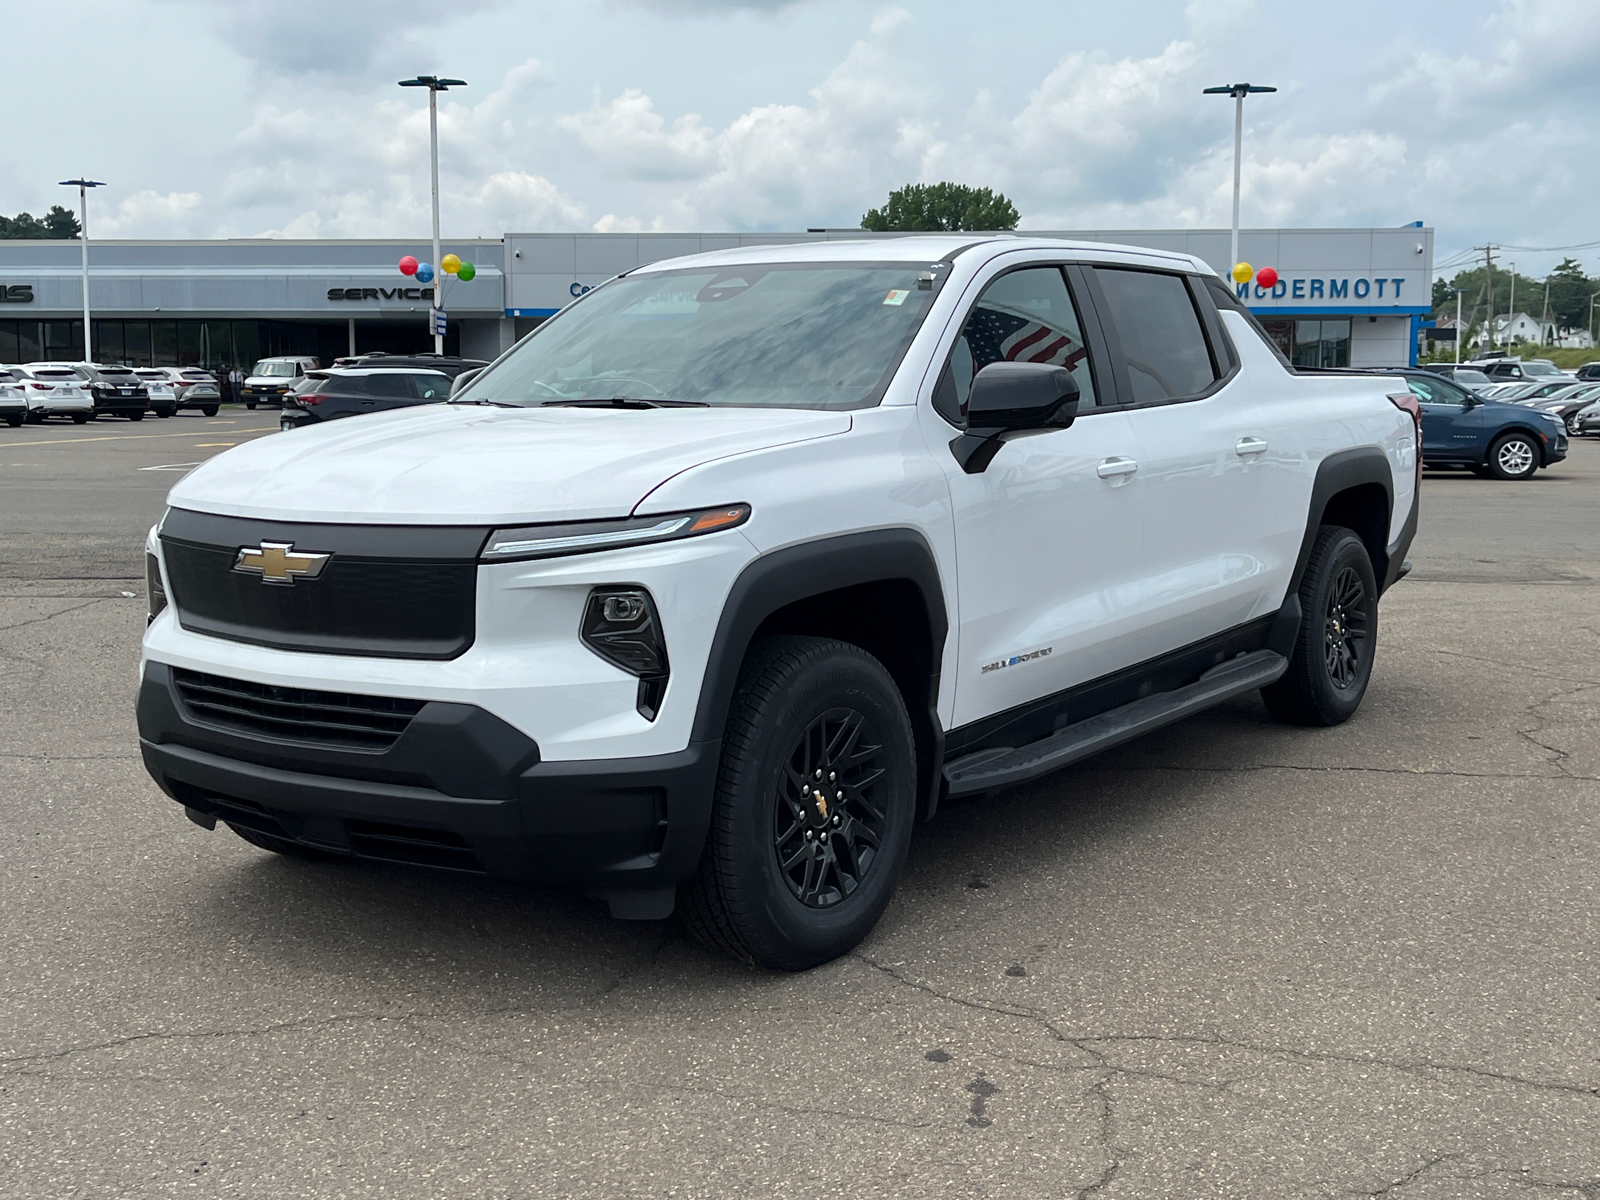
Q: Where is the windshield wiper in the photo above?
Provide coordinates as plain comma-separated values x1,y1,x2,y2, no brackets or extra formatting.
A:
540,397,709,409
450,398,521,408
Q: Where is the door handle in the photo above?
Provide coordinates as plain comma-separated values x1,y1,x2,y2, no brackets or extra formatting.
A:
1235,437,1268,456
1096,457,1139,478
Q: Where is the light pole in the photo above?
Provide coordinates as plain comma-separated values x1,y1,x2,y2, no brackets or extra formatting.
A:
1590,292,1600,350
1203,82,1276,275
58,178,105,362
399,75,466,354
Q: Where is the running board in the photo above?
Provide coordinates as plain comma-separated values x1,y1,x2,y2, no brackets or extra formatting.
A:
943,649,1288,797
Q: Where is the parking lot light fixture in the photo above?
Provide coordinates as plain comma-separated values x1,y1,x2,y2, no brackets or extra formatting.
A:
58,178,106,362
1203,83,1276,278
399,76,466,354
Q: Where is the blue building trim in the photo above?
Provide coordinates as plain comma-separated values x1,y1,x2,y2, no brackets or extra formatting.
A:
1244,306,1431,317
506,307,559,318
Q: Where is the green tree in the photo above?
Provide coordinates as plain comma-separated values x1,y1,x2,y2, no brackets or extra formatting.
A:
1543,256,1592,333
862,182,1019,232
0,205,82,239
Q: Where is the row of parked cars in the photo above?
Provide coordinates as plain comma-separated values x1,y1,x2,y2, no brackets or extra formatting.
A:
0,363,223,426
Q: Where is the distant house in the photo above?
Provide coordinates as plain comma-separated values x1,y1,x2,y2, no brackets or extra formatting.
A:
1468,311,1571,349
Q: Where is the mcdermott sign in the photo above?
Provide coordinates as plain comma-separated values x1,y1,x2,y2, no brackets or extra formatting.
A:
1238,276,1413,303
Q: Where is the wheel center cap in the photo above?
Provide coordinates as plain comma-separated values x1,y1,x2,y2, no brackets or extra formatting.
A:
814,792,830,821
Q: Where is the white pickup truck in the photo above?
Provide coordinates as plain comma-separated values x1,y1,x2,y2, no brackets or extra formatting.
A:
138,235,1419,968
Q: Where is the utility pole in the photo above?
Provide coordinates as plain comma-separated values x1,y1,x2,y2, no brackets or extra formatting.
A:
1453,287,1464,365
1203,82,1277,275
1542,276,1551,345
1508,262,1516,346
1478,245,1498,351
58,178,105,362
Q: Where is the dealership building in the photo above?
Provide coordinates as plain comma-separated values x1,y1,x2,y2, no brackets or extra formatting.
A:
0,225,1432,371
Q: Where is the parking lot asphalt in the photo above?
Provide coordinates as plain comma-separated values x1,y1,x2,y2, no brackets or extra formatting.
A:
2,412,1598,1199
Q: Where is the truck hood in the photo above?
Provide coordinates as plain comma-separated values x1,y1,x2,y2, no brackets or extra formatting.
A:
166,403,853,524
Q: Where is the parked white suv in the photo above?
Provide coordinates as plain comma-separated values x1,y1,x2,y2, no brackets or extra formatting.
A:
3,364,94,424
138,236,1419,968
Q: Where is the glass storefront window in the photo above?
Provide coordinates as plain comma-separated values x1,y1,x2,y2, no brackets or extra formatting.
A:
44,321,83,361
152,322,178,366
202,321,233,369
95,321,124,365
17,321,39,362
0,321,18,364
177,321,202,365
123,322,152,367
1292,319,1350,368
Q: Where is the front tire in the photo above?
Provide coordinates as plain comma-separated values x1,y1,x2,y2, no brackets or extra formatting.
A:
681,636,917,970
1487,432,1538,480
245,401,257,410
1262,526,1378,727
70,414,88,425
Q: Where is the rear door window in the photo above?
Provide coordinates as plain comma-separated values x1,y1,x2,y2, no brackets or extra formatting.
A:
1092,268,1218,403
362,374,418,399
413,374,449,399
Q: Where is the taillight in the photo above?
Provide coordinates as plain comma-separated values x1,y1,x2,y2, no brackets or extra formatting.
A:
1388,391,1423,491
29,383,50,390
296,393,329,406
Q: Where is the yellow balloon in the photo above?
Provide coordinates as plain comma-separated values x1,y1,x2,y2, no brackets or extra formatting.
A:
1231,262,1253,285
440,253,462,275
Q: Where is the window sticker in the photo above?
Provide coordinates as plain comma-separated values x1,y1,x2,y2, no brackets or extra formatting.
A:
883,289,910,306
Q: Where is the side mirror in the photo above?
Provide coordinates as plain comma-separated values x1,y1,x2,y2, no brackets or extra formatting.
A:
950,361,1079,474
449,368,483,397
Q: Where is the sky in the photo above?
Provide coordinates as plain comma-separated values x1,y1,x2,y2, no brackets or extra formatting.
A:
4,0,1598,279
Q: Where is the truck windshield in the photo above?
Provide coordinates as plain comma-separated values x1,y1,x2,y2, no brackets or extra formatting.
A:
460,263,941,411
253,361,296,377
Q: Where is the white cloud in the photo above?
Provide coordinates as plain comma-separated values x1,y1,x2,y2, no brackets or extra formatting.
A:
96,190,207,238
558,90,716,180
869,7,909,36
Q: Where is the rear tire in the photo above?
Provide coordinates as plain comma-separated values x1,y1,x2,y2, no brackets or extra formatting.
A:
70,414,88,425
227,823,328,860
680,636,917,970
5,415,20,428
1486,432,1538,480
1262,526,1378,727
201,405,219,417
128,412,144,422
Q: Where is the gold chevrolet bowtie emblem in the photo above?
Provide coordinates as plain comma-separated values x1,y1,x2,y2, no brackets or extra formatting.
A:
233,541,331,584
815,793,829,820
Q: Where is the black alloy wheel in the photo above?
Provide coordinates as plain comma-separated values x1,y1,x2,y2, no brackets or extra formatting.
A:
772,707,890,908
682,636,917,970
1322,566,1369,691
1262,525,1379,726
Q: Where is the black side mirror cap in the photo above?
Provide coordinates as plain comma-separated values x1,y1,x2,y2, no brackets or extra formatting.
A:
950,361,1080,474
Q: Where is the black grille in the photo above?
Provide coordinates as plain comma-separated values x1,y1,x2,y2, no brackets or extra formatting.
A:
173,667,426,750
160,509,487,660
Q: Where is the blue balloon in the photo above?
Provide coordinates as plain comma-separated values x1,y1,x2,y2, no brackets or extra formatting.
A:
415,262,435,283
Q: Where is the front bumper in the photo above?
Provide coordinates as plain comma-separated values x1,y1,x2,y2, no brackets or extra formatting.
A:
136,661,718,889
242,389,290,407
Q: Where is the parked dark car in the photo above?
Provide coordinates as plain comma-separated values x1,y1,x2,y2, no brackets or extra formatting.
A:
1574,362,1600,381
1417,364,1494,391
1470,357,1570,383
1399,370,1568,479
279,367,454,430
333,352,488,378
1528,382,1600,434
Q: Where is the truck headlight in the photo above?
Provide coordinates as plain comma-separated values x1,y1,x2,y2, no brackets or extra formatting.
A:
481,503,750,563
582,587,668,721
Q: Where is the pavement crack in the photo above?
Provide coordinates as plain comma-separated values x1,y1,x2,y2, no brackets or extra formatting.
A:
848,953,1072,1042
0,600,103,634
1348,1153,1461,1197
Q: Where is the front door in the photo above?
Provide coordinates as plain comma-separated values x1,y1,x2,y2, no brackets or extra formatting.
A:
934,264,1147,730
1406,374,1483,463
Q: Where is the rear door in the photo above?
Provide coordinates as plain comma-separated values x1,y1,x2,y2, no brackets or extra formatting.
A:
359,372,420,412
1089,265,1308,655
1406,373,1482,462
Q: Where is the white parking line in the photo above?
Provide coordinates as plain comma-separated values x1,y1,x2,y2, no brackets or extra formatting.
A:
138,462,202,472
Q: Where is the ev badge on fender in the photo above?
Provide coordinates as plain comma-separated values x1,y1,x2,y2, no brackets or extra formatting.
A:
232,542,331,584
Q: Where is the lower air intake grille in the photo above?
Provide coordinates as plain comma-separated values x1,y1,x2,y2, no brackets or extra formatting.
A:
172,667,425,751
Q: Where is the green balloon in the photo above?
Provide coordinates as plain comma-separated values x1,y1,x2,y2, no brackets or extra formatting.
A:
456,261,475,282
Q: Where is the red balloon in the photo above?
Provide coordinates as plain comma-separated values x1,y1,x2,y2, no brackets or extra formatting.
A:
1256,266,1279,289
398,255,419,276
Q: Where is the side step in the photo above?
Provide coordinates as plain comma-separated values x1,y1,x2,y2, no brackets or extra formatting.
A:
943,649,1288,797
